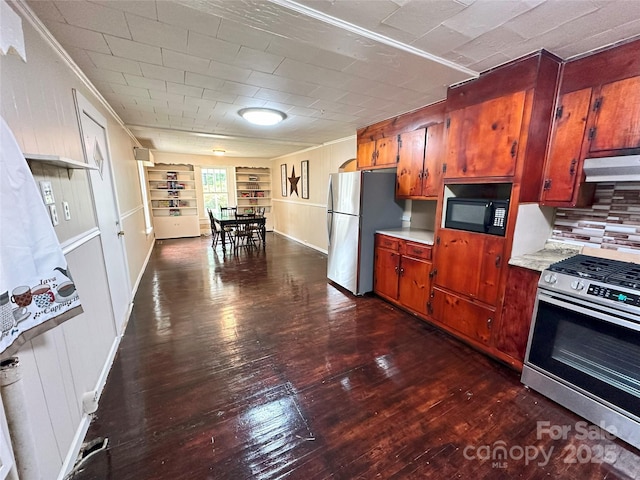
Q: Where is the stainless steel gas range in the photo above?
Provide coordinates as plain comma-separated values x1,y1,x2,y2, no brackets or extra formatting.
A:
521,254,640,450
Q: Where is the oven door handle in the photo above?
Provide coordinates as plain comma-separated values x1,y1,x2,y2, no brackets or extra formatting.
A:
537,292,640,332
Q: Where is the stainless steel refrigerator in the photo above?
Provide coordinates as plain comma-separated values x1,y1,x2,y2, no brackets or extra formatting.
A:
326,170,403,295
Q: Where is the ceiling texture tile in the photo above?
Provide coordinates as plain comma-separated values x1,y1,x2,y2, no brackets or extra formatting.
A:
24,0,640,158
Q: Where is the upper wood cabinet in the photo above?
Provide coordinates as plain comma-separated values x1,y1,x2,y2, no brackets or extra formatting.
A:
356,136,399,169
588,76,640,154
444,91,526,179
357,140,376,169
540,88,594,205
357,101,446,172
540,39,640,207
542,77,640,206
443,51,561,201
396,123,445,199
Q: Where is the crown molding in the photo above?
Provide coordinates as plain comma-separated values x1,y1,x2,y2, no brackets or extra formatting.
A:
11,0,141,147
269,0,478,78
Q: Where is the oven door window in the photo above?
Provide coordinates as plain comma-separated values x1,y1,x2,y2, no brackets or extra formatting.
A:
528,298,640,418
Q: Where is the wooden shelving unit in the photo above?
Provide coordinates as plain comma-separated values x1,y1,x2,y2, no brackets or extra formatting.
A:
147,164,199,239
235,167,271,215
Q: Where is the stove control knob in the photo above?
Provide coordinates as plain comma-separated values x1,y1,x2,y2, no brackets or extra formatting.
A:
543,273,557,284
570,280,585,291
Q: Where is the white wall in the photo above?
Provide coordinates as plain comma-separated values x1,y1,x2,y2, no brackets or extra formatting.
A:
270,137,356,252
0,3,153,477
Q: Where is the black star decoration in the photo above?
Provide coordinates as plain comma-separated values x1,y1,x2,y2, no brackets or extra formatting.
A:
288,166,300,196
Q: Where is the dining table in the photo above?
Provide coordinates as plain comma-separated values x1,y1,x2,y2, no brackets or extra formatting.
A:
212,211,266,251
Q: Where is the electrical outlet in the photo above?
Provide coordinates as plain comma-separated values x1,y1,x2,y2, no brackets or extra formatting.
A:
49,205,59,226
63,201,71,220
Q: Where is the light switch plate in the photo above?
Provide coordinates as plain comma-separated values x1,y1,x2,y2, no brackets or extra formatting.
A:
40,181,55,205
49,204,59,226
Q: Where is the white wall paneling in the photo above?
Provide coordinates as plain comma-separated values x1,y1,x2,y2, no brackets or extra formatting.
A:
270,136,356,252
0,4,153,478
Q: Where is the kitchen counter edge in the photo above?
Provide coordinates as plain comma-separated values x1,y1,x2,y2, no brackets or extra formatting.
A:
376,228,435,245
508,241,582,272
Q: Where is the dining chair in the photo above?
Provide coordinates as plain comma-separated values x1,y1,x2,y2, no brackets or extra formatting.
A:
208,208,234,249
207,209,219,247
220,206,237,216
232,213,257,252
248,208,264,245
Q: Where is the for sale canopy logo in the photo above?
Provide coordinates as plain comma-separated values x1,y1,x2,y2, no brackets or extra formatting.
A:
463,420,618,469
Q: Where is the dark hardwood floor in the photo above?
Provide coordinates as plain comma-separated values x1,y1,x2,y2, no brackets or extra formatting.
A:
71,234,640,480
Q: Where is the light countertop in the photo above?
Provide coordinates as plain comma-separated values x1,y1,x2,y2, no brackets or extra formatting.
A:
508,241,582,272
376,228,435,245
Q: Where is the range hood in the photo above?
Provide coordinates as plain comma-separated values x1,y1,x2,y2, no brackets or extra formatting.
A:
583,154,640,182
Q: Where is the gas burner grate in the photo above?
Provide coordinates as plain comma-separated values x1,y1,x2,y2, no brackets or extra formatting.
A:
547,254,630,281
608,264,640,290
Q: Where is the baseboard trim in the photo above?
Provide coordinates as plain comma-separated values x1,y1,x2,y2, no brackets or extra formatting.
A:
273,230,327,255
57,335,121,480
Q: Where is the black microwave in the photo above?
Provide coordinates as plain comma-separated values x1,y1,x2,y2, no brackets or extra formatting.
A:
444,198,509,236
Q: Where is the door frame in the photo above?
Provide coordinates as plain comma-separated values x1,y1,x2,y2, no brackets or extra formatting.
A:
72,89,132,333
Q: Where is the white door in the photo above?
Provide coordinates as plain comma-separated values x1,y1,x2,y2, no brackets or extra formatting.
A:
74,91,132,334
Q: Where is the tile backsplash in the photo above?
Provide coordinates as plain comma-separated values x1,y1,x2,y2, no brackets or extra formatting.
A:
552,182,640,253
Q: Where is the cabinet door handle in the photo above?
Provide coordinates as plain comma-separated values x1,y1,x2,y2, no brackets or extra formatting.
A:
399,267,404,276
487,318,493,329
510,140,518,158
569,158,577,176
394,265,399,274
495,255,502,268
427,301,433,314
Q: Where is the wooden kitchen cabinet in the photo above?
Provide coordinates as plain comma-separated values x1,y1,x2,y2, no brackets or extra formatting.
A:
357,140,376,169
432,229,505,306
541,77,640,207
444,91,526,179
588,76,640,154
396,124,445,199
541,38,640,207
494,266,540,367
540,88,594,205
428,229,507,354
357,136,398,170
430,287,494,345
374,235,432,316
374,241,400,300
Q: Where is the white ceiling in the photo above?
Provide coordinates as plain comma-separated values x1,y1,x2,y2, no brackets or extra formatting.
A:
26,0,640,159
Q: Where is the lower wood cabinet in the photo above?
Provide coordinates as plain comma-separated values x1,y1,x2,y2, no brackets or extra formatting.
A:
374,235,432,316
374,234,540,372
430,287,494,345
494,265,540,366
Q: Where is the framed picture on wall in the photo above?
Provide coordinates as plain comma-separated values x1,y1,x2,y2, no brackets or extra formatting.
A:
301,160,309,199
280,164,288,197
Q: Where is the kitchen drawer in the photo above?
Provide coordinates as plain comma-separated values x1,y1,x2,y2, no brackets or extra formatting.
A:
402,241,432,260
376,234,400,252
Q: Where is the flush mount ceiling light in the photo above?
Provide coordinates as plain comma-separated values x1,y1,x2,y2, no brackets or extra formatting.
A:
238,108,286,126
212,149,226,156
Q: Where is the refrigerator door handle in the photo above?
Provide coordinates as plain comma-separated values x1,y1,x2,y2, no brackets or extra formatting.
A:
327,175,334,213
327,211,333,247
